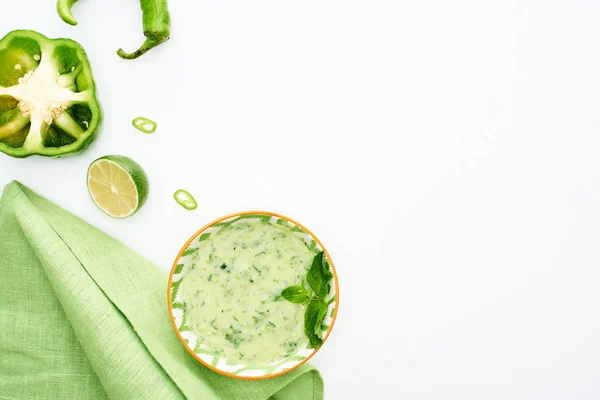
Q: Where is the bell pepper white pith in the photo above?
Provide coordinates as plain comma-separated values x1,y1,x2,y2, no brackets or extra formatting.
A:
0,47,92,151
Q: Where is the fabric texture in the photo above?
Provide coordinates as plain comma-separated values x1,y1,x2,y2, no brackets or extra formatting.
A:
0,181,323,400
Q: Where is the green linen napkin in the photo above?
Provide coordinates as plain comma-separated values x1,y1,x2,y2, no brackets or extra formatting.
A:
0,181,324,400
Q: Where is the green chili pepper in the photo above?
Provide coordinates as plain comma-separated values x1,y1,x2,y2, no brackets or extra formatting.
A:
132,117,157,134
174,189,198,210
57,0,171,60
56,0,79,26
0,30,101,158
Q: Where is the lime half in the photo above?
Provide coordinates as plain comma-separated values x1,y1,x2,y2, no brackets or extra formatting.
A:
87,155,149,218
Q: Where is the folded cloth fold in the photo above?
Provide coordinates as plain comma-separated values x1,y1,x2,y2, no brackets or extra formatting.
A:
0,181,323,400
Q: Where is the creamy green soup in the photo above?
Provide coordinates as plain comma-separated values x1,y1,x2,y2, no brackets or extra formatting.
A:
179,219,315,365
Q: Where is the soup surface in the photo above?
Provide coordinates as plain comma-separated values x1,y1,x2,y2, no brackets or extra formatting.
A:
179,219,315,365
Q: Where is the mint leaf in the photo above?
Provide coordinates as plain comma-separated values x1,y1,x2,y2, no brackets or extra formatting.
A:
282,251,334,348
313,299,328,337
321,253,334,297
281,285,310,304
307,252,326,297
307,251,333,299
304,299,324,349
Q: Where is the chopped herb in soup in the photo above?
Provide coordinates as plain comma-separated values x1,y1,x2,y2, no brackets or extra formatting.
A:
179,219,315,365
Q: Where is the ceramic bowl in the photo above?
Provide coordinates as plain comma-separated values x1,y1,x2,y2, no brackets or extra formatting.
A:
167,211,339,379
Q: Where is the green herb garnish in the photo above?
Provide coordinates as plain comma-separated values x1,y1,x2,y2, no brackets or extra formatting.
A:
283,341,299,354
225,333,243,349
307,251,334,298
281,285,310,304
281,250,333,349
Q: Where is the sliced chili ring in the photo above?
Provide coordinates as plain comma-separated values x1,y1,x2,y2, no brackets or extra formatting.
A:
132,117,157,134
174,189,197,210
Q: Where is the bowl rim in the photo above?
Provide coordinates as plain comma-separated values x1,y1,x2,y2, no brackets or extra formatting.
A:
167,210,340,380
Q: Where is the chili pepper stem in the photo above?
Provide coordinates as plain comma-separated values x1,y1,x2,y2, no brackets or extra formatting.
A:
117,37,167,60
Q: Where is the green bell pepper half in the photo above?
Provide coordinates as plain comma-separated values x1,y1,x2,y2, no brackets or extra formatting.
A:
0,30,101,158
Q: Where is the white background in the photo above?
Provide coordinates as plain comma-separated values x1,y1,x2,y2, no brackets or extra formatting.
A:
2,1,600,399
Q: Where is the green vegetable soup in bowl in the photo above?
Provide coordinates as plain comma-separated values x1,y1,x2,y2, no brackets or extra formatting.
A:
168,212,338,379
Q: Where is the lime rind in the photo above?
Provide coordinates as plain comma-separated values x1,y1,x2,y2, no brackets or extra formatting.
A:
87,155,149,219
